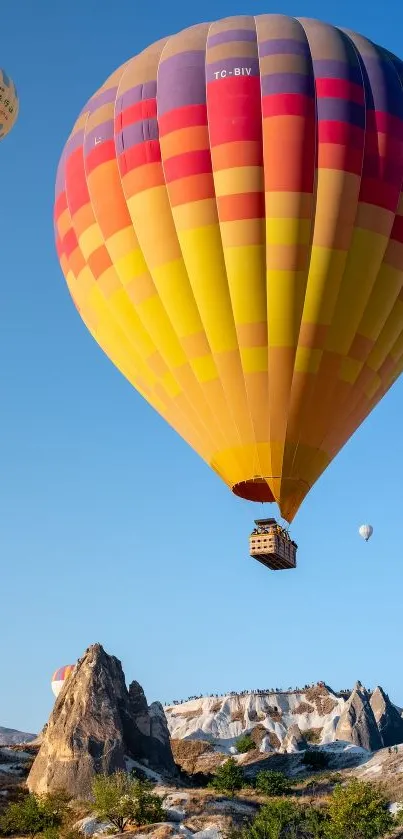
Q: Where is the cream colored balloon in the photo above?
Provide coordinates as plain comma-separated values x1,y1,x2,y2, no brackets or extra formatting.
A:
359,524,373,542
0,68,19,141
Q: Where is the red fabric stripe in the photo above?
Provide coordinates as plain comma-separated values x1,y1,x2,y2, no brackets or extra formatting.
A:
391,214,403,243
318,120,364,147
362,153,403,182
359,178,400,211
262,93,314,118
208,76,262,146
120,140,161,174
63,228,79,258
318,143,363,175
54,192,67,221
86,139,116,174
158,104,207,136
55,235,63,259
163,149,212,182
366,110,403,139
115,98,157,131
217,192,265,222
315,78,364,104
65,148,89,214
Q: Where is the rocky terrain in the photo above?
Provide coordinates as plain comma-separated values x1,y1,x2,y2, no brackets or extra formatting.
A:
165,681,403,773
0,727,36,746
27,644,177,797
2,646,403,838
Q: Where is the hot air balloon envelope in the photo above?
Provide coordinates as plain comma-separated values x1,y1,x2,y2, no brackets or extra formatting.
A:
359,524,373,542
51,665,74,698
0,69,18,140
55,15,403,523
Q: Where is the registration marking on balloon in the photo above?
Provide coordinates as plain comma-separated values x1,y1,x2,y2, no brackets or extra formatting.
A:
212,67,253,78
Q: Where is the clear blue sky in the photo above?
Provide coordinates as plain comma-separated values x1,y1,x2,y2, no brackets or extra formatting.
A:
1,0,403,735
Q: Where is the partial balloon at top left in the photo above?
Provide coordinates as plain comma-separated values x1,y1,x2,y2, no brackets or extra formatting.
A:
0,68,18,141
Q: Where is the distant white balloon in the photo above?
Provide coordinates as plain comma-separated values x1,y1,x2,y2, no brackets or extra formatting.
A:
359,524,373,542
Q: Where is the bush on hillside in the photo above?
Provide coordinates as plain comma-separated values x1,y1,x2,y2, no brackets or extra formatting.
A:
245,799,303,838
304,729,322,745
255,770,292,796
236,735,256,754
0,791,70,838
225,778,397,839
92,771,164,831
209,758,244,795
326,779,394,839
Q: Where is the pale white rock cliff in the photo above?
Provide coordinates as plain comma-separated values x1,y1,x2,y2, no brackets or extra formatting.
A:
166,684,344,753
166,681,403,756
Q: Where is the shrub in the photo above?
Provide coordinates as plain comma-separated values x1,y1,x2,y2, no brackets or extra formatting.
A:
326,779,394,839
304,729,322,745
225,801,330,838
236,735,256,754
302,750,330,770
255,770,292,796
210,758,244,796
301,806,329,838
92,771,164,831
0,791,69,838
248,799,302,838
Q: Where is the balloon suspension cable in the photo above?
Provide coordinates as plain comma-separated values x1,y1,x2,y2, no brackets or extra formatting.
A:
280,516,290,534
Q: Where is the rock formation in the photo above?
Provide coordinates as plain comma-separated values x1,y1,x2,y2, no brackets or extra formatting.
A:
28,644,176,797
0,726,36,746
280,724,307,753
370,686,403,748
335,681,382,751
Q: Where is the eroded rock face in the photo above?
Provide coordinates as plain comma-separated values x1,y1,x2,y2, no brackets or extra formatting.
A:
280,724,307,753
28,644,176,797
370,686,403,747
335,682,382,751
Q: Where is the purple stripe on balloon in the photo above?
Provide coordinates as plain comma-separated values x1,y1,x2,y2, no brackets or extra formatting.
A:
359,55,403,117
78,97,92,118
313,58,362,84
64,128,85,158
89,86,118,112
84,119,114,155
117,118,159,154
206,56,260,82
317,97,365,127
261,72,313,96
115,81,157,114
207,28,257,47
55,158,66,198
158,51,206,115
259,38,310,58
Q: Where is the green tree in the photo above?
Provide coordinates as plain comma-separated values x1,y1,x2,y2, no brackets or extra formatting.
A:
92,772,164,831
301,806,329,838
0,791,69,838
255,770,292,796
236,735,256,754
248,799,302,839
326,779,393,839
210,758,244,796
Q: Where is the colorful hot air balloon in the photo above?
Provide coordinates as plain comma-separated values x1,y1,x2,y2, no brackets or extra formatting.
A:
51,665,74,698
359,524,373,541
0,68,18,141
54,15,403,524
